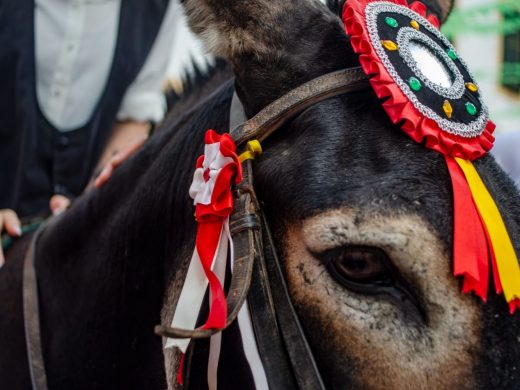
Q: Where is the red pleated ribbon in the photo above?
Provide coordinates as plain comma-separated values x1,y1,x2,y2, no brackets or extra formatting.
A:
446,156,520,313
446,156,490,300
177,353,186,385
195,221,228,329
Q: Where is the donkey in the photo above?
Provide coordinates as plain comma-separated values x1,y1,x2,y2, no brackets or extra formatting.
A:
1,0,520,389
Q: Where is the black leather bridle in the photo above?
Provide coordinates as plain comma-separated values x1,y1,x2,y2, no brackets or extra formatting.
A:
23,67,369,390
155,67,369,389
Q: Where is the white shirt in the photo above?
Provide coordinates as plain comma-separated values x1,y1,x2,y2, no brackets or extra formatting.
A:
35,0,180,132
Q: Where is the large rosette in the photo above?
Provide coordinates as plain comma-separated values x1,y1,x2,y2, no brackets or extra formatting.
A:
343,0,520,313
343,0,495,160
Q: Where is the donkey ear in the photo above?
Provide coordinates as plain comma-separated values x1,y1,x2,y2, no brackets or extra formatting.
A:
180,0,339,61
180,0,358,115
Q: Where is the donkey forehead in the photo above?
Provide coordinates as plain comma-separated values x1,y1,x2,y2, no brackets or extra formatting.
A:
255,92,453,243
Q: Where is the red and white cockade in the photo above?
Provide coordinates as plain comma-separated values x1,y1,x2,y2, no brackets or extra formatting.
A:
166,130,242,352
166,130,268,389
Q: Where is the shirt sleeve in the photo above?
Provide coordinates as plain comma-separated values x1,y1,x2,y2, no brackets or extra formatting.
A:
116,0,182,123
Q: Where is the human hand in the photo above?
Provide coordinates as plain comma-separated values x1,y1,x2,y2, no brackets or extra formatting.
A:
0,209,22,267
49,194,71,216
94,136,147,189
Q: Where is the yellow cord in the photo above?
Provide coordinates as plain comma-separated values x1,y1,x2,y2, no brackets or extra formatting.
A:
239,140,263,162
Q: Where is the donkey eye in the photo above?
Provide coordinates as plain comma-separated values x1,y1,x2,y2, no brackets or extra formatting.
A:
321,245,393,288
315,245,426,322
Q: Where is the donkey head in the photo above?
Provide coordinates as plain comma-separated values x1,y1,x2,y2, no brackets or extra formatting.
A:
181,0,520,388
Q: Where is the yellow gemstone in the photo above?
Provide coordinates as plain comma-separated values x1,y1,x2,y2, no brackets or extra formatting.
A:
381,40,398,51
410,20,420,30
443,100,453,119
465,82,478,92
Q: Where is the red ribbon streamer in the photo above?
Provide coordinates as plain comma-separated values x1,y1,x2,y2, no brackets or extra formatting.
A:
446,156,489,300
446,156,520,314
177,353,186,385
196,221,227,329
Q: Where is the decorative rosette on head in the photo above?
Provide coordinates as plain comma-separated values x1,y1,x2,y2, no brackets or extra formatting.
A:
343,0,520,312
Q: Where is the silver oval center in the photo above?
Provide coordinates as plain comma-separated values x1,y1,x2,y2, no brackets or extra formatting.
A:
409,41,453,88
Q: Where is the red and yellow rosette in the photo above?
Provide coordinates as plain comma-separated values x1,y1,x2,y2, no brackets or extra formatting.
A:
343,0,520,312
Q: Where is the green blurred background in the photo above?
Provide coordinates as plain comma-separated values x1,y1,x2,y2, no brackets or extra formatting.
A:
442,0,520,133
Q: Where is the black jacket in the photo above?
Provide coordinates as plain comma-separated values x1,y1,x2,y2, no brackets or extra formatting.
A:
0,0,170,217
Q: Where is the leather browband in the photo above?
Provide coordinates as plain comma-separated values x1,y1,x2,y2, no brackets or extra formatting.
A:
230,67,368,146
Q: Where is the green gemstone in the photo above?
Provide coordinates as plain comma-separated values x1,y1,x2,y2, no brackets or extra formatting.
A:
385,17,398,28
447,49,457,60
409,77,422,91
465,102,477,115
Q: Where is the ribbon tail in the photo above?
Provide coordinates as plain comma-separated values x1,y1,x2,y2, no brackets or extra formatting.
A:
454,158,520,307
226,218,270,389
482,219,503,295
164,248,212,351
445,156,489,300
165,222,226,350
177,353,186,385
224,217,234,269
207,220,229,390
509,299,520,314
197,221,228,329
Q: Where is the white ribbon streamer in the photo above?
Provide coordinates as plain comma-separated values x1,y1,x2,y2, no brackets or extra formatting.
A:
207,227,229,390
166,219,268,390
210,217,269,390
236,302,269,390
165,223,228,352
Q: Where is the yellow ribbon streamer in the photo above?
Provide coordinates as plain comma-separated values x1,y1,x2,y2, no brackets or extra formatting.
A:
455,157,520,303
239,140,263,162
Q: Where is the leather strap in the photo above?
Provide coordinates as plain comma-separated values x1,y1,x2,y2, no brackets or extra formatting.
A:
246,215,298,390
230,67,368,147
260,210,326,390
229,93,299,389
156,68,368,339
23,224,49,390
231,88,326,389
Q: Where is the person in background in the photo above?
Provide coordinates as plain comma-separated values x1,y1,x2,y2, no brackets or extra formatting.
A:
492,130,520,189
0,0,181,264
